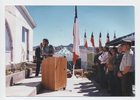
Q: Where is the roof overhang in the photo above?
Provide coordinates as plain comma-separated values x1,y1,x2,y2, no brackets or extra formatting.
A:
19,6,37,29
106,32,135,46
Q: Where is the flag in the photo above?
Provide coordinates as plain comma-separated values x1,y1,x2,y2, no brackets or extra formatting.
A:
99,32,102,47
106,33,110,43
90,32,95,47
114,33,116,40
113,32,116,47
84,32,88,48
73,6,80,65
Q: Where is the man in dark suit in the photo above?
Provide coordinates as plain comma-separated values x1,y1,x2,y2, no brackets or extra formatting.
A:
96,46,103,84
92,48,99,81
113,44,124,96
35,43,43,77
98,46,109,88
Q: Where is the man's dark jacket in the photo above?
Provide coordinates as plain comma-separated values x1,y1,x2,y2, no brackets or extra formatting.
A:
95,51,103,64
113,52,124,76
35,47,43,62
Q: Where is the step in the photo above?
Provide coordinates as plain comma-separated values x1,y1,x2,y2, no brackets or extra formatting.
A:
32,70,42,73
6,74,42,96
27,63,42,73
26,62,36,67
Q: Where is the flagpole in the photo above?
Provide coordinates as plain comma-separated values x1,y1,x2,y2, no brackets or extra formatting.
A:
71,6,78,80
85,47,87,72
91,32,95,64
92,47,93,63
93,47,94,63
71,65,77,79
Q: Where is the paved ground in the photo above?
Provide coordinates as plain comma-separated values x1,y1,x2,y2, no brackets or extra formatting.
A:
37,76,111,97
6,73,135,97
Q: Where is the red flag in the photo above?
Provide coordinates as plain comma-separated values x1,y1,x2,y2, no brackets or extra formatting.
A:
106,33,110,43
73,6,80,65
84,32,88,48
99,32,102,47
90,32,95,47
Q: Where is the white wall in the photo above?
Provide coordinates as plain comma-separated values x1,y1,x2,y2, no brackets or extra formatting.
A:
5,6,34,64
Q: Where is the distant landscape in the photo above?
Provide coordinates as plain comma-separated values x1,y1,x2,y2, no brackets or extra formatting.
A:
33,43,135,54
33,43,95,54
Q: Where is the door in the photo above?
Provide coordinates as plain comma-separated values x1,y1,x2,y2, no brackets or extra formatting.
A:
5,22,13,64
25,29,29,60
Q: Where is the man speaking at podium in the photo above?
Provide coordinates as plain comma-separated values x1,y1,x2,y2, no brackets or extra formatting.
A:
42,39,55,59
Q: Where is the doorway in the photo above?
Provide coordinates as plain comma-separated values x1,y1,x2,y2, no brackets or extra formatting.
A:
5,21,13,64
25,29,29,61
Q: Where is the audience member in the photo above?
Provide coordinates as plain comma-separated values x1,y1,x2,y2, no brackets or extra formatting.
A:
113,44,124,96
98,46,109,88
118,41,135,96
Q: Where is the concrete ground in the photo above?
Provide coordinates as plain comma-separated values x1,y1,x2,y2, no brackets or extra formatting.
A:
37,76,111,97
6,73,135,97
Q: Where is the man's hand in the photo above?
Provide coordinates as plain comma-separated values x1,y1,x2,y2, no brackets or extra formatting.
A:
118,72,123,78
87,60,94,65
96,63,98,65
42,53,49,55
104,67,106,71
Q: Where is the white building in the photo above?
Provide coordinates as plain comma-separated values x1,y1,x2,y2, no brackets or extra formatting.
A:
5,6,36,70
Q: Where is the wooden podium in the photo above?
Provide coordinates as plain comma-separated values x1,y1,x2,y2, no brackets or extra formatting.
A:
42,57,67,91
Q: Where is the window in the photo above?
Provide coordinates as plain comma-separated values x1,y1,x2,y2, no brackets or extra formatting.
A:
22,27,25,42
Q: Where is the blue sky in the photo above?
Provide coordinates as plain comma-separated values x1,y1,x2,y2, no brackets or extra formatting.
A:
25,6,134,47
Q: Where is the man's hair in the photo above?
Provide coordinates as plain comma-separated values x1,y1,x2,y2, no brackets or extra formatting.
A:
104,46,109,51
96,48,99,53
43,38,49,44
112,47,118,53
99,46,103,49
108,50,112,56
40,43,42,45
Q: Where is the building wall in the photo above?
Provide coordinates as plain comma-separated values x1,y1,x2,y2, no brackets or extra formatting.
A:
5,6,34,66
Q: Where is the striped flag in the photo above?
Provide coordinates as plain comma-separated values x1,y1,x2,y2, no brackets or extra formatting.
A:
114,32,116,47
113,32,116,47
106,33,110,43
73,6,80,65
84,32,88,48
99,32,102,47
114,33,116,40
90,32,95,47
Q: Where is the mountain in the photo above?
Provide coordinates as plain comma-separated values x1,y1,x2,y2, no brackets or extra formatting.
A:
56,43,73,48
55,44,95,50
33,44,135,54
33,46,39,51
33,43,96,54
